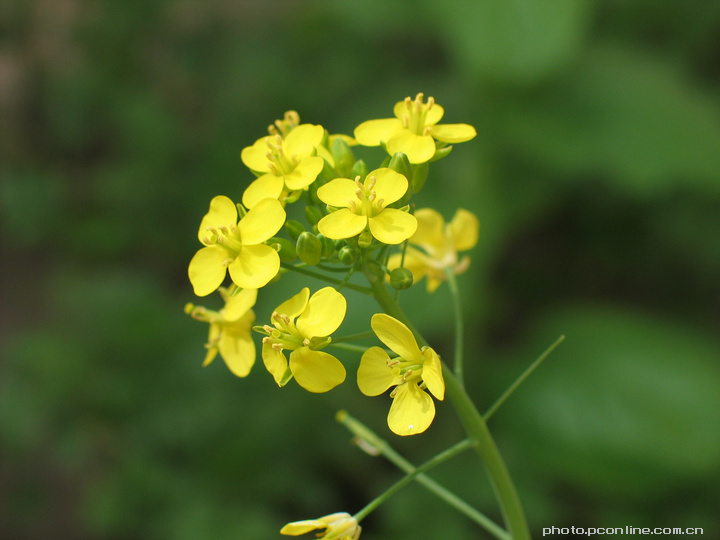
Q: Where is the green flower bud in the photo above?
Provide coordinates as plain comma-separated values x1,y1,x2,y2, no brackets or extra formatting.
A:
387,152,412,180
390,267,414,290
305,205,324,226
316,233,335,258
411,161,429,194
338,245,358,266
296,231,323,266
285,219,306,241
331,138,356,178
351,159,368,181
358,229,373,248
267,236,297,262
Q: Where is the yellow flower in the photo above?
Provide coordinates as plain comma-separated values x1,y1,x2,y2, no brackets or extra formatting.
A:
188,196,285,296
316,168,417,245
354,92,477,164
261,287,347,393
241,122,326,208
185,287,257,377
281,512,361,540
358,314,445,436
388,208,479,293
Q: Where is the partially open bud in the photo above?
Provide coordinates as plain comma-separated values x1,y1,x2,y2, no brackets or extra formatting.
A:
387,152,412,180
296,231,323,266
390,267,414,290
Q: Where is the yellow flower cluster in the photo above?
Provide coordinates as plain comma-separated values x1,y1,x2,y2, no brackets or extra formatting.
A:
185,96,478,439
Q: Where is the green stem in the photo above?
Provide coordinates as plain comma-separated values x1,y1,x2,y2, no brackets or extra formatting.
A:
338,412,508,540
280,262,372,294
328,342,369,354
484,335,565,422
364,270,531,540
331,331,376,344
445,268,465,388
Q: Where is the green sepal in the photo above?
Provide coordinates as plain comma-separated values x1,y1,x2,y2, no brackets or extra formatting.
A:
411,161,430,194
358,229,373,248
351,159,368,181
429,144,453,163
331,138,356,178
338,245,358,266
267,236,297,262
305,205,324,226
316,233,335,258
278,366,294,387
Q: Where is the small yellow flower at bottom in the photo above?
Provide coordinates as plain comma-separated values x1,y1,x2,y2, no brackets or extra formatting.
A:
260,287,347,393
358,313,445,436
281,512,361,540
185,287,257,377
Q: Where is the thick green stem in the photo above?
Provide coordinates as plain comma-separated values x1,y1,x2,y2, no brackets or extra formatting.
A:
364,268,531,540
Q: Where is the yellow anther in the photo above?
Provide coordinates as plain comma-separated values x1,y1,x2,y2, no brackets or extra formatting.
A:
272,343,284,351
280,313,291,324
426,96,435,109
302,338,311,347
262,336,270,344
366,175,376,190
221,258,234,267
368,192,376,203
263,325,274,334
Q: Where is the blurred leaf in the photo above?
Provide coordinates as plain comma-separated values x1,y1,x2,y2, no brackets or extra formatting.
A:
498,305,720,496
502,44,720,194
426,0,590,83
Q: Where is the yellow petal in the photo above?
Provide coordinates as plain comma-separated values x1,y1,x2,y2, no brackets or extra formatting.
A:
316,178,357,207
388,383,435,436
296,287,346,338
430,123,477,143
228,244,279,289
371,313,423,362
262,340,288,386
317,209,367,240
386,131,436,164
283,156,324,191
421,347,445,400
280,520,323,536
238,197,286,245
411,208,445,249
188,246,230,297
198,195,238,244
222,288,257,321
369,168,407,205
290,348,346,393
368,209,417,244
275,287,310,320
241,174,285,209
283,124,324,157
218,312,256,377
240,136,271,173
426,275,445,293
354,118,403,146
203,323,221,366
357,346,397,396
449,208,480,251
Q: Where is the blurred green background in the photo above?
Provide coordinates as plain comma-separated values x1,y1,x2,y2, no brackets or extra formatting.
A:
2,1,720,538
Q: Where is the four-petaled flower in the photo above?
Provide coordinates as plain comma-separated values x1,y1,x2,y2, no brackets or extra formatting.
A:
358,313,445,436
241,123,326,208
354,92,477,164
316,168,417,245
185,287,257,377
281,512,361,540
188,195,286,296
261,287,347,393
388,207,479,293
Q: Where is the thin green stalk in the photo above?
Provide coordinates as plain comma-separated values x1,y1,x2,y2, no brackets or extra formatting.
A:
331,331,376,344
328,342,369,354
353,439,475,523
280,262,372,294
484,335,565,422
338,412,508,540
445,268,465,388
364,270,530,540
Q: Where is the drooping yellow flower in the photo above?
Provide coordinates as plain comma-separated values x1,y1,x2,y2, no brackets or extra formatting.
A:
354,92,477,164
358,313,445,436
260,287,347,393
185,287,257,377
388,207,479,293
316,168,417,245
281,512,361,540
241,122,326,208
188,196,285,296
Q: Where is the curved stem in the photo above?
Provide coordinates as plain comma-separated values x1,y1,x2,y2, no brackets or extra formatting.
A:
445,268,465,387
364,269,531,540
